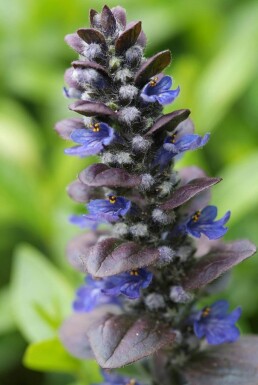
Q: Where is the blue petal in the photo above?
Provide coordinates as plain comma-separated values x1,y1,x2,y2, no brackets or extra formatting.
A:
215,210,231,227
70,129,94,144
153,75,172,92
198,206,218,223
156,87,180,105
199,225,228,240
176,133,210,153
193,320,206,338
210,300,229,317
205,322,240,345
69,214,104,229
88,197,131,221
226,306,242,323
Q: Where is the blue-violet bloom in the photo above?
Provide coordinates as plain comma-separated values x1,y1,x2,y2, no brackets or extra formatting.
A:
87,195,132,222
101,268,153,299
69,195,132,229
185,205,230,240
73,276,119,312
190,300,242,345
153,130,210,169
140,75,180,105
65,122,118,157
73,269,153,312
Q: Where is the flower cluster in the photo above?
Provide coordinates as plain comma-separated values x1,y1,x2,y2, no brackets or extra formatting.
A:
56,5,256,385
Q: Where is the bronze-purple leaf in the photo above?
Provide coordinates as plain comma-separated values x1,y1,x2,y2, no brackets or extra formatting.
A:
89,9,98,28
77,28,107,47
160,177,221,211
87,313,176,368
86,237,160,277
111,6,127,28
67,180,103,203
72,60,110,78
65,33,84,54
69,101,117,119
115,21,142,54
145,109,191,136
79,163,142,188
134,50,171,86
183,240,256,291
183,336,258,385
101,5,117,35
66,231,100,272
54,118,84,140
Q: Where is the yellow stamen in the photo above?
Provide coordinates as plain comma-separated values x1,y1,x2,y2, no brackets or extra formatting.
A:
130,270,139,276
108,195,117,204
92,123,100,132
170,133,177,144
202,307,211,318
192,210,201,222
149,77,158,87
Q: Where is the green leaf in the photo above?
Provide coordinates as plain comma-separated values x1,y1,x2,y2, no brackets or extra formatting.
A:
24,337,102,382
10,244,73,342
23,338,80,373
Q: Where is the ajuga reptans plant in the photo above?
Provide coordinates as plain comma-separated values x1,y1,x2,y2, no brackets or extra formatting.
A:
55,5,257,385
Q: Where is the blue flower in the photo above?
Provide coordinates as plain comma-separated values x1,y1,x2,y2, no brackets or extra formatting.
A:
65,122,118,157
70,195,132,229
73,276,119,312
184,205,230,240
87,195,132,222
95,370,143,385
140,76,180,105
73,269,153,312
190,300,242,345
153,130,210,169
101,268,153,299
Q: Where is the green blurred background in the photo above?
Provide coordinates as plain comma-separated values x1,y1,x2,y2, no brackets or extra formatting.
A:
0,0,258,384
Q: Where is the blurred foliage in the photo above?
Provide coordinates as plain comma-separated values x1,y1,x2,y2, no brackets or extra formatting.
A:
0,0,258,384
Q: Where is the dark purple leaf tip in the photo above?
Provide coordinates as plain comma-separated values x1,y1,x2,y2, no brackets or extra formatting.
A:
69,101,117,118
134,50,172,86
183,239,257,291
77,28,107,47
79,163,142,188
160,177,222,211
101,5,117,35
115,21,142,54
145,109,191,136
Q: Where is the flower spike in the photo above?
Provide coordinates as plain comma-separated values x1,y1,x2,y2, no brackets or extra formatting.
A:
56,3,256,381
